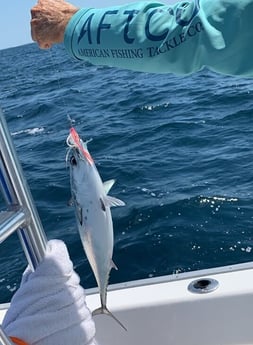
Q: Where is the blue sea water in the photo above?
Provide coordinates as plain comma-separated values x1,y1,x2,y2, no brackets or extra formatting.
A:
1,43,253,303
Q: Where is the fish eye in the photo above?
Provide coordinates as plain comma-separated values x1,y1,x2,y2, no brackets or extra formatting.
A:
70,156,77,166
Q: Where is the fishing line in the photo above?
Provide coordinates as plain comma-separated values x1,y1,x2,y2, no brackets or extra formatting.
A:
48,48,75,127
48,48,93,143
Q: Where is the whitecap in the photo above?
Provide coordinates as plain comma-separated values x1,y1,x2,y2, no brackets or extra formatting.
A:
140,102,170,111
11,127,45,136
199,195,238,204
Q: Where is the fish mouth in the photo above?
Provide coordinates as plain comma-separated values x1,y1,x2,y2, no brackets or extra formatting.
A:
65,146,78,167
69,153,78,166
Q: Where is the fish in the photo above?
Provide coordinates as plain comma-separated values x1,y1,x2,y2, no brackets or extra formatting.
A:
66,126,126,330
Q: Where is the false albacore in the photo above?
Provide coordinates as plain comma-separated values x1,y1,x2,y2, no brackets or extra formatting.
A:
66,127,126,330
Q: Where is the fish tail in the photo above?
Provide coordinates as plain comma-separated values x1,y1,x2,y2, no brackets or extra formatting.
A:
92,306,127,331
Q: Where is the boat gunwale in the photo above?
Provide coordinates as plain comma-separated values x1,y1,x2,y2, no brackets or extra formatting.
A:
86,260,253,295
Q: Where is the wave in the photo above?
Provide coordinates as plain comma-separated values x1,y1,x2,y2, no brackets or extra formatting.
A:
11,127,45,136
138,102,171,112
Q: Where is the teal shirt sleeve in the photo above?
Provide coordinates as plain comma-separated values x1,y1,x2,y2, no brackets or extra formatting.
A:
64,0,253,76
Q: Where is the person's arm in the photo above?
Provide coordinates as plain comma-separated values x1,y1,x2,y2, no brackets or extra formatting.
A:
31,0,253,77
64,0,253,76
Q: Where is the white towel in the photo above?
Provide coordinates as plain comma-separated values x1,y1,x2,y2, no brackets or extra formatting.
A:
2,239,97,345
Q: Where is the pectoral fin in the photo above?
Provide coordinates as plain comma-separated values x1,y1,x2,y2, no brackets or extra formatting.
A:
100,197,106,212
105,195,125,207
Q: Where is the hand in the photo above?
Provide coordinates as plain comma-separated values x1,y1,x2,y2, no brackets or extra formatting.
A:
2,240,97,345
31,0,79,49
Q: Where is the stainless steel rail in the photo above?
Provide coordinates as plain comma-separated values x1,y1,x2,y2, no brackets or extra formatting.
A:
0,108,48,344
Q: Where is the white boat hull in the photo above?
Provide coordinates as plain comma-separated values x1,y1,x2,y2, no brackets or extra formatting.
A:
1,262,253,345
88,263,253,345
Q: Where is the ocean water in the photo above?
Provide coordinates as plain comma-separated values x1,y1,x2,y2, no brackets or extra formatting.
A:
1,43,253,303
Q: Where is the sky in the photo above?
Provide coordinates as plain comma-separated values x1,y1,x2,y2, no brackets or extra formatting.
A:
0,0,173,50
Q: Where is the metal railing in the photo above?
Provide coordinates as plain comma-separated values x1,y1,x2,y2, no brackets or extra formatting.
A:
0,108,48,344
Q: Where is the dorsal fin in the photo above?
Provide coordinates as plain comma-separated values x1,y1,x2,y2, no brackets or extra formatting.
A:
103,179,115,194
